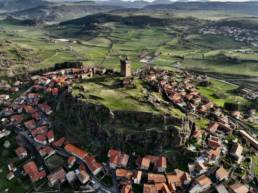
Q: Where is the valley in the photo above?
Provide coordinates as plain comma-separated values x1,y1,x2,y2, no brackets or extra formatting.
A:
0,1,258,193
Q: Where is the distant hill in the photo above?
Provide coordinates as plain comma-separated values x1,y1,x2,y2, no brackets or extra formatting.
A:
0,0,46,12
5,3,121,23
59,12,200,29
144,2,258,15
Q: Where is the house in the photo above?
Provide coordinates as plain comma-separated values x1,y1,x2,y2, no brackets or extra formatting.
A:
6,171,15,180
140,157,151,170
232,111,241,120
207,122,219,133
46,130,54,143
216,184,229,193
66,171,76,184
64,144,88,159
108,149,129,169
23,161,46,182
216,166,229,181
195,163,208,174
132,170,142,184
121,184,134,193
39,103,53,115
143,184,158,193
207,147,221,161
35,134,47,145
0,94,10,101
208,136,221,149
67,156,76,168
156,156,167,172
47,168,66,187
52,137,66,147
155,183,172,193
148,173,166,183
84,155,103,175
230,143,243,163
24,105,37,114
76,170,90,184
31,126,48,137
229,183,249,193
15,146,28,159
39,147,55,158
189,175,212,193
166,169,191,188
8,163,17,172
10,114,24,124
116,168,133,180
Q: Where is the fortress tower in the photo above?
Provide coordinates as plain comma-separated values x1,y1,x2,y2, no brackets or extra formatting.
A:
120,56,131,77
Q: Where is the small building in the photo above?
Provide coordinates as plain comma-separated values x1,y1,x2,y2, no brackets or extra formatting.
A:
230,143,243,163
6,172,15,180
189,175,212,193
143,184,158,193
215,184,229,193
133,170,142,184
15,146,28,160
140,157,151,170
216,166,229,181
23,161,46,182
76,170,90,184
67,156,76,168
156,156,167,172
66,171,76,184
147,173,166,183
47,168,66,187
229,183,249,193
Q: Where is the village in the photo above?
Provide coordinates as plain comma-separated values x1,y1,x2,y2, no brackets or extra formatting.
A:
200,26,258,47
0,58,257,193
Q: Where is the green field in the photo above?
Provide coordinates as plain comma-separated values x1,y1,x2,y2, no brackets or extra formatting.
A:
197,79,248,107
72,75,184,118
1,11,258,78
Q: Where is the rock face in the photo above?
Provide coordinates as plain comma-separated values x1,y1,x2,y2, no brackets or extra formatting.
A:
51,93,191,155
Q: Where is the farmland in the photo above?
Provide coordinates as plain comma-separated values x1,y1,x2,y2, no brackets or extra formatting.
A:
0,10,258,80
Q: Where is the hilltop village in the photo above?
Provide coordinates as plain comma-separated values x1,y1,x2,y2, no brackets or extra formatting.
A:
0,59,257,193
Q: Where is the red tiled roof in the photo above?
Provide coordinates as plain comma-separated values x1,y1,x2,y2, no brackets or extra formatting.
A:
35,134,46,142
11,114,24,124
24,105,36,114
148,173,166,183
23,161,46,182
52,137,66,147
156,156,167,170
47,130,54,139
15,146,27,158
64,144,88,159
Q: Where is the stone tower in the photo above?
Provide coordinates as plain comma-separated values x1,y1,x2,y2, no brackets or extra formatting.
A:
120,57,131,77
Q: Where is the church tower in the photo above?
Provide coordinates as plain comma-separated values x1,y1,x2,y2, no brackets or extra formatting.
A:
120,56,131,77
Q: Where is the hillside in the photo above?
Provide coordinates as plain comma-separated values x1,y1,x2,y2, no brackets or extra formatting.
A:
0,0,46,12
145,2,258,15
7,3,121,23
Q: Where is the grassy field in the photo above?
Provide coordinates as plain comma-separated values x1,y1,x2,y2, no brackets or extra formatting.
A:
72,75,184,117
197,79,249,107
